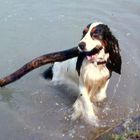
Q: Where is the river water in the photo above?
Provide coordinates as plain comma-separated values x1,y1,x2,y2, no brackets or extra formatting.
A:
0,0,140,139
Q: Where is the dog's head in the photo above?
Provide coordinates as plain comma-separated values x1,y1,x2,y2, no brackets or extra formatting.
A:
77,22,122,74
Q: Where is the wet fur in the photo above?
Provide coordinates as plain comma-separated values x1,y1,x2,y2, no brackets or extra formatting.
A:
43,22,121,125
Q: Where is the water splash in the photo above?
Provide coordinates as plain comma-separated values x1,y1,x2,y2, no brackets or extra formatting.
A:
109,75,122,105
101,75,122,126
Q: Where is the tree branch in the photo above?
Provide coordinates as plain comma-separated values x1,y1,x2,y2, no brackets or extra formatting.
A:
0,46,102,87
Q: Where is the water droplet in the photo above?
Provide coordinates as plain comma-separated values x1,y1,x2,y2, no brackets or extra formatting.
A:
126,61,130,65
69,133,74,138
40,101,43,104
62,134,65,137
111,120,115,122
29,17,33,21
126,33,131,36
80,125,85,129
81,136,86,139
37,126,41,130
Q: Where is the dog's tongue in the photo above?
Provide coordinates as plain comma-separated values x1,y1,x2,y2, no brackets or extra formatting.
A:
87,54,98,61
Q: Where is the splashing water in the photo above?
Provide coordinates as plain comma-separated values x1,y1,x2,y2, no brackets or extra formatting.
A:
101,75,122,126
109,75,122,105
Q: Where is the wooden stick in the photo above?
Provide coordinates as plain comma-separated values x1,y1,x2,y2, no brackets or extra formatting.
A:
0,47,79,87
0,46,102,87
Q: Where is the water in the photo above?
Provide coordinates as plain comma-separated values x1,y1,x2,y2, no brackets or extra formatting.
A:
0,0,140,139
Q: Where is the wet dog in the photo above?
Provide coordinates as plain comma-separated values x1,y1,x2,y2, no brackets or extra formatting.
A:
43,22,121,125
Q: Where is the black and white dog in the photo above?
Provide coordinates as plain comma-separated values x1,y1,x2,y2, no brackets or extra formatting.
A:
43,22,121,125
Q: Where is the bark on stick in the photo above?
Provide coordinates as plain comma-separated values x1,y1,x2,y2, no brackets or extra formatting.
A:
0,46,102,87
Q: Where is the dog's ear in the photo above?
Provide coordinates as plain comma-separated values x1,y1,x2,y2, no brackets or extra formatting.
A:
76,23,91,75
82,23,91,38
76,54,85,76
105,32,122,74
94,24,122,74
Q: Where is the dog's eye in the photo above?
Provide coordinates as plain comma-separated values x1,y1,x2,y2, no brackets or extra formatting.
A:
90,29,103,40
94,28,102,34
90,32,98,39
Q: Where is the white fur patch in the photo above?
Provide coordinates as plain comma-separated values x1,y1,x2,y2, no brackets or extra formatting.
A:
79,22,103,52
51,22,111,125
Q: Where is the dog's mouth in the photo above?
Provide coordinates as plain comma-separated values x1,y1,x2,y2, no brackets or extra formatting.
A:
87,54,98,61
83,46,103,62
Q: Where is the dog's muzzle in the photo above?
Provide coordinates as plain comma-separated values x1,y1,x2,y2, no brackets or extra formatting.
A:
80,46,107,65
81,45,103,57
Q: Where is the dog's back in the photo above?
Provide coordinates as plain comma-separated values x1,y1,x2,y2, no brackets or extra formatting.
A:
43,58,79,85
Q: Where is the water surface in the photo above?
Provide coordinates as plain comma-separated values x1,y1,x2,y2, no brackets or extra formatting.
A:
0,0,140,139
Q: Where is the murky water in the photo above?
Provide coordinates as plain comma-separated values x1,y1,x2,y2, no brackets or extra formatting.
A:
0,0,140,139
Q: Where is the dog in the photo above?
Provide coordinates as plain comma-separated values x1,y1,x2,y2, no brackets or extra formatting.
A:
43,22,122,125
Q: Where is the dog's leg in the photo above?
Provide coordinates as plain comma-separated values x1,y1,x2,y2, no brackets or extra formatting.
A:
96,79,109,102
71,97,83,120
80,87,98,123
72,85,99,126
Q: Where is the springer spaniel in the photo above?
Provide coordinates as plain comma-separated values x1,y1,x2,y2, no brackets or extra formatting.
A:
43,22,122,125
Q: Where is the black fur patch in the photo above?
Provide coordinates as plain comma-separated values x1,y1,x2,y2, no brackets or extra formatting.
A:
76,54,85,76
42,65,53,79
86,24,122,74
76,46,103,76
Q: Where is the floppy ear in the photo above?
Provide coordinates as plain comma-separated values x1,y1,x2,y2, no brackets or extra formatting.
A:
94,24,122,74
76,53,85,76
76,23,92,75
105,33,122,74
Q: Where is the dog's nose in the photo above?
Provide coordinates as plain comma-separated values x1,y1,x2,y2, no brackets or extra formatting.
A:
78,42,86,50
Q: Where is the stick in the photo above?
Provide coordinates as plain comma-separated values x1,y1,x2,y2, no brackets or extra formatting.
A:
0,46,102,87
0,47,79,87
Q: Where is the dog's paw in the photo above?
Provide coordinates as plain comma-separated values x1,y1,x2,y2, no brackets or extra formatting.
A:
95,92,107,102
71,99,82,120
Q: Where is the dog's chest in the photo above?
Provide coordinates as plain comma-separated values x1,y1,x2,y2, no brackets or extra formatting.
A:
80,61,109,92
82,61,109,79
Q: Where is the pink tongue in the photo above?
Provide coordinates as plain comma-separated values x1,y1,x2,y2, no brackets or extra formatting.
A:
87,54,97,61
